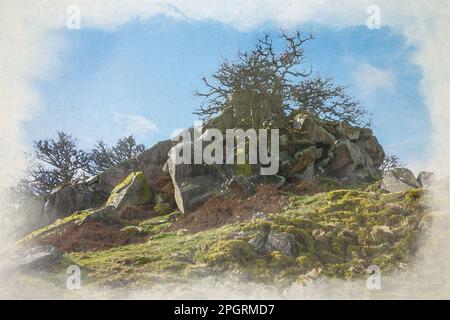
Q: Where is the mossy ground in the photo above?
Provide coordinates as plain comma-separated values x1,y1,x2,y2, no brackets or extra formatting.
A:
39,186,431,289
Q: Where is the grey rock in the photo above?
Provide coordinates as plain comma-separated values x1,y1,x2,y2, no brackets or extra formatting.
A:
137,139,173,187
327,139,377,183
83,206,117,224
97,158,140,195
227,175,256,198
336,122,361,141
248,233,268,254
294,163,315,182
43,181,105,222
354,135,385,167
417,171,436,188
13,246,61,270
289,146,317,176
381,168,420,193
106,172,153,210
265,231,297,256
293,113,335,145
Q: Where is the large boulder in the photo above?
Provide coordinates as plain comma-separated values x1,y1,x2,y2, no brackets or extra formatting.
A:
96,158,140,195
288,146,317,176
164,146,223,213
417,171,436,188
354,135,385,167
164,140,256,213
327,139,377,183
42,180,105,222
293,113,335,146
137,139,173,188
12,245,61,270
381,168,421,193
106,172,153,210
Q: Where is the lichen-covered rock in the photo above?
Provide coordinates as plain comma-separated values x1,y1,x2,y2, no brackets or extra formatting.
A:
265,231,297,256
106,172,153,210
137,139,173,188
289,146,317,176
43,180,105,223
13,245,61,270
82,206,117,224
97,158,140,194
293,113,335,145
354,135,385,167
227,175,256,198
154,203,172,215
417,171,436,188
327,139,377,183
381,168,420,193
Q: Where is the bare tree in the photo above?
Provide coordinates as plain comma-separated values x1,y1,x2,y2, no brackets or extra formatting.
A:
195,30,372,129
195,30,314,129
291,76,372,127
379,154,403,174
87,135,145,175
25,131,90,195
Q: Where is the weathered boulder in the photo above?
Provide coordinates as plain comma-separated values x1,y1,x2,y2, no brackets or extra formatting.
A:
43,180,104,222
289,146,317,176
165,158,223,214
136,139,173,188
327,139,377,183
265,231,297,256
97,158,140,194
336,122,361,141
227,175,256,198
354,135,385,167
82,206,117,224
106,172,153,210
13,245,61,270
164,140,257,213
381,168,421,193
293,113,335,145
248,230,297,256
417,171,436,188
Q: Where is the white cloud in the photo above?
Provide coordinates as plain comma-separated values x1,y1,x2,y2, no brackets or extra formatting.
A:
353,63,396,96
112,112,158,138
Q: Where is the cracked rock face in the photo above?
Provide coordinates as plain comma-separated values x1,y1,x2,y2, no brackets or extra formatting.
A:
381,168,421,193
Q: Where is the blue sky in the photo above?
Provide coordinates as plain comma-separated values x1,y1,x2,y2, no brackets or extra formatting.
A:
26,15,431,165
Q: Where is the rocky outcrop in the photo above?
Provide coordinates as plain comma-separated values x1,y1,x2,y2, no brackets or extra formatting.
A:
381,168,421,193
137,139,173,187
326,139,377,183
40,113,385,218
285,113,384,184
106,172,153,210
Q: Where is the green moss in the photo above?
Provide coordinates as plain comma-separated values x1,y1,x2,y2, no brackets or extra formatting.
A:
154,203,172,216
17,209,98,244
200,239,257,267
106,171,153,207
40,184,429,288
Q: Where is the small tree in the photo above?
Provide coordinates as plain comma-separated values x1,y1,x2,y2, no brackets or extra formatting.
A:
25,131,90,195
195,30,314,129
195,30,372,129
87,136,145,175
379,154,403,174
